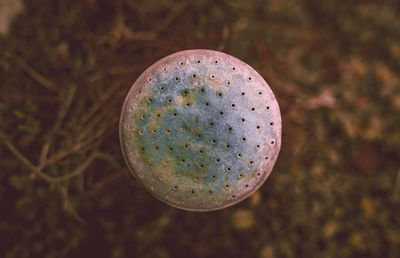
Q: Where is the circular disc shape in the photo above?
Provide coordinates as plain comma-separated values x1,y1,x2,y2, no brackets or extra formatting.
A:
120,49,281,211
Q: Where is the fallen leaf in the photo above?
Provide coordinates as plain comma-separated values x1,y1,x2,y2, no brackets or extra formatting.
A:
304,88,336,109
250,191,262,207
361,197,375,218
232,209,255,230
323,221,338,238
350,233,365,250
260,245,274,258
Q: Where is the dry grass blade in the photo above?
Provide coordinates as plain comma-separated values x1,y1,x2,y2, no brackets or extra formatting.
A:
6,52,63,93
39,85,77,167
1,131,101,184
1,133,58,183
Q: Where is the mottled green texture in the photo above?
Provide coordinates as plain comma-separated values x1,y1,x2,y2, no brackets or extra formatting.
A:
120,50,281,210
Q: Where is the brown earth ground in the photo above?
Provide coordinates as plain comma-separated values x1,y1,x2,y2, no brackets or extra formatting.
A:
0,0,399,257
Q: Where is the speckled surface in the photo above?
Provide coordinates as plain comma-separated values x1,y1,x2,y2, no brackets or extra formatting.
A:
120,50,281,211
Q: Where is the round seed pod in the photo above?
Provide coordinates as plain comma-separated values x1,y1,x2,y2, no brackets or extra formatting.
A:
120,49,281,211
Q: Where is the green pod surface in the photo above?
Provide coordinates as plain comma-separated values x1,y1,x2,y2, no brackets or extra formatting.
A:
120,50,281,211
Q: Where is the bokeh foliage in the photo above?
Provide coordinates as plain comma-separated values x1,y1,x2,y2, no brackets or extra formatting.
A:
0,0,399,257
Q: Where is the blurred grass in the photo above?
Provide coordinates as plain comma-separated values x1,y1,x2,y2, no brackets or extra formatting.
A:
0,0,399,257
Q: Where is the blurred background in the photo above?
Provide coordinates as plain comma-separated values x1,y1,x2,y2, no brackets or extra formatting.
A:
0,0,399,257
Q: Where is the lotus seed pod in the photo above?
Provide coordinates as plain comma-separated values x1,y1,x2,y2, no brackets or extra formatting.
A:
119,49,281,211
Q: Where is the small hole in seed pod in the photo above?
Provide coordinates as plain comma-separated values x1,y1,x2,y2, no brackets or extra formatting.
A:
186,103,191,107
169,147,173,151
227,81,230,85
160,87,164,90
155,146,159,150
242,137,246,141
205,102,209,106
248,77,252,81
214,60,218,64
228,127,233,131
232,195,236,198
209,122,214,126
241,118,245,122
200,164,205,168
199,149,204,154
225,184,229,188
265,156,269,160
180,62,184,65
219,111,224,115
232,104,235,107
168,99,172,103
174,185,178,190
212,175,216,178
271,141,275,144
256,125,260,129
148,78,152,82
211,75,215,79
257,145,260,148
250,161,254,164
226,144,231,148
173,113,177,116
175,77,179,81
200,88,205,92
227,167,231,171
218,93,222,97
191,190,195,194
238,153,242,157
270,122,274,126
192,74,196,78
257,172,261,176
185,144,189,148
197,60,200,63
245,184,249,188
259,92,262,95
212,139,216,144
163,68,167,71
251,107,255,111
241,92,245,96
267,106,270,109
216,158,220,162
